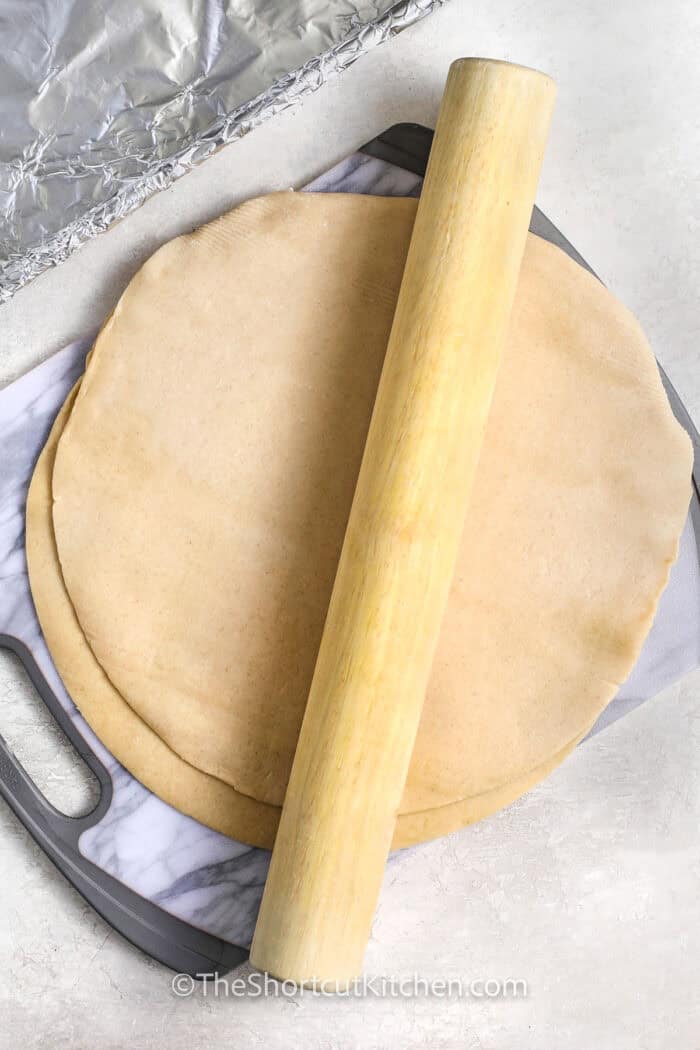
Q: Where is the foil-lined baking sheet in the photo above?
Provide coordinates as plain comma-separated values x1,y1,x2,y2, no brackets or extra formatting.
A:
0,0,441,302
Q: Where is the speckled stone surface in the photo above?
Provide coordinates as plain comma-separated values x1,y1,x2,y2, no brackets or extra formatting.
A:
1,1,699,1047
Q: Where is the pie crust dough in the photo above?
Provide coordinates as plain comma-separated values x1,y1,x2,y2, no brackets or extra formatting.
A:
26,192,693,847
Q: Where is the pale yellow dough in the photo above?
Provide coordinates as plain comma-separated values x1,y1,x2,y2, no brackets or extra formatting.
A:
26,192,692,848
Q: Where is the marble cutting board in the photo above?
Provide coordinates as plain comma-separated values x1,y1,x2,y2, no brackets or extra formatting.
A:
1,130,699,973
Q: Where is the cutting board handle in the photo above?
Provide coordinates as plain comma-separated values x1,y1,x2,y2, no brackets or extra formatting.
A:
0,634,247,976
251,57,556,985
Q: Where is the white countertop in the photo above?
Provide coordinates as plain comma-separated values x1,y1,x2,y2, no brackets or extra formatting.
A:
1,1,699,1047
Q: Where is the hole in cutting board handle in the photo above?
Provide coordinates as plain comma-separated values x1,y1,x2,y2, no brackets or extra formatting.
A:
0,647,100,817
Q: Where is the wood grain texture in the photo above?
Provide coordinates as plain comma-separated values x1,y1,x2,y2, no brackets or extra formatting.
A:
250,58,556,984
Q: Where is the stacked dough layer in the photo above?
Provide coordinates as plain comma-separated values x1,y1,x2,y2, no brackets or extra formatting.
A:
26,193,693,848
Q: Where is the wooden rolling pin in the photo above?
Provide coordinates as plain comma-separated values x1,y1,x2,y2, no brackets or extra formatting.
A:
251,57,556,985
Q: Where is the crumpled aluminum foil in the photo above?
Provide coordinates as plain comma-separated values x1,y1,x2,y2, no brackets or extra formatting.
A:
0,0,441,302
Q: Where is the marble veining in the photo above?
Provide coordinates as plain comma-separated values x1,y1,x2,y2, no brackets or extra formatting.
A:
0,154,698,951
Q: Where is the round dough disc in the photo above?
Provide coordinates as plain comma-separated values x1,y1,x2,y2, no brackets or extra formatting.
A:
27,192,692,848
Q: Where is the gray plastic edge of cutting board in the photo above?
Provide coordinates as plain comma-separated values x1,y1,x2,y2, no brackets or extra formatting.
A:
0,122,697,979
